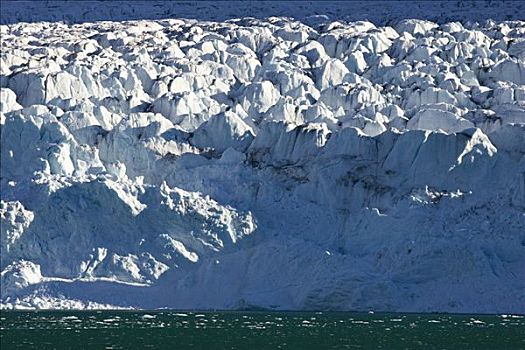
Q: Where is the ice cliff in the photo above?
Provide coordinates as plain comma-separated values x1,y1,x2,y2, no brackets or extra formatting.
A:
1,9,524,312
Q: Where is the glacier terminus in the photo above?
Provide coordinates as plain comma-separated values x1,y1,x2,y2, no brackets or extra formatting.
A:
0,1,524,313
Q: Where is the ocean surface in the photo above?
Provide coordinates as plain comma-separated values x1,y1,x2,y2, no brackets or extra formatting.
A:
1,311,524,349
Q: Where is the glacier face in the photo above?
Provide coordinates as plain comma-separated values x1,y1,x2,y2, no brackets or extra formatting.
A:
0,11,524,312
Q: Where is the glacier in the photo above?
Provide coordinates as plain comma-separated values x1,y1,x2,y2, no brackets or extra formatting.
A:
0,2,524,313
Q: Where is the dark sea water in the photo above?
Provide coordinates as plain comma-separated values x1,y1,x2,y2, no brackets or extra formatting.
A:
1,310,524,349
